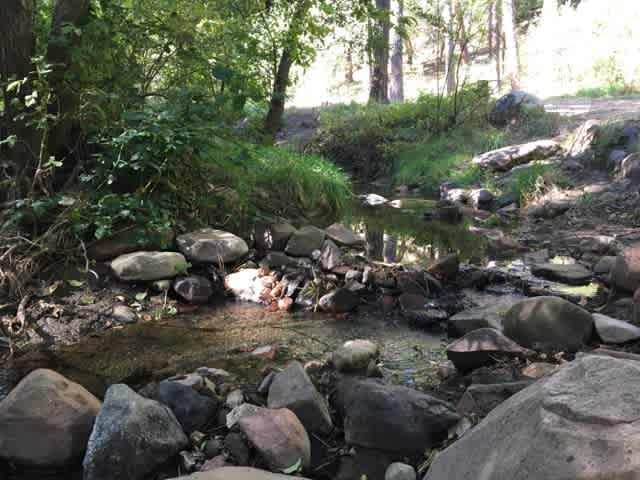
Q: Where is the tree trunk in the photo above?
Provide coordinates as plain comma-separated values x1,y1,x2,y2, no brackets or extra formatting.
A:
366,229,384,261
494,0,502,90
0,0,37,199
46,0,91,164
264,48,294,136
368,0,391,103
264,0,311,136
444,0,457,95
384,234,398,263
345,42,355,84
389,0,404,102
501,0,519,89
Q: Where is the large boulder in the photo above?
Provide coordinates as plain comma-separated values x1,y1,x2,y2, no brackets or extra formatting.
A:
424,355,640,480
177,228,248,264
318,288,360,313
489,90,542,127
267,361,333,435
335,379,459,455
285,226,326,257
320,239,342,271
167,467,310,480
237,407,311,472
446,328,533,372
0,369,101,467
254,223,296,252
593,313,640,344
568,119,601,160
331,339,379,373
111,251,187,282
503,296,593,352
531,262,592,285
426,254,459,280
83,384,188,480
620,153,640,182
173,275,214,303
472,140,562,171
325,224,364,247
612,243,640,292
156,379,218,433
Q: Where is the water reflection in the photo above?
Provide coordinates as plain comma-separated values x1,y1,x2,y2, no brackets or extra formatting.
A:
347,199,487,264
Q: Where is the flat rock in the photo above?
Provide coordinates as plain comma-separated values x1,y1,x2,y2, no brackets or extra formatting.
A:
448,305,505,337
83,384,188,480
531,262,592,285
456,380,533,417
325,223,364,246
335,379,459,455
503,296,594,352
472,140,561,171
424,355,640,480
167,467,310,480
446,328,533,372
0,369,101,467
111,251,187,282
237,407,311,472
268,361,333,435
593,313,640,344
332,339,380,372
177,228,248,264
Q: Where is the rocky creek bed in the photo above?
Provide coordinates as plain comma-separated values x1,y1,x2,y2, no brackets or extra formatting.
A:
4,106,640,480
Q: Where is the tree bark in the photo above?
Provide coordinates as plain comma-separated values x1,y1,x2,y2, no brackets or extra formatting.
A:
501,0,519,89
264,48,294,136
541,0,557,94
494,0,502,90
264,0,311,136
345,42,355,84
389,0,404,102
0,0,37,199
46,0,91,165
366,229,384,261
444,0,457,95
368,0,391,103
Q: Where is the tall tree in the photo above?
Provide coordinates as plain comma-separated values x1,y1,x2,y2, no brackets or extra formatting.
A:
368,0,391,103
0,0,37,199
444,0,457,94
389,0,404,102
44,0,91,179
541,0,557,93
501,0,519,88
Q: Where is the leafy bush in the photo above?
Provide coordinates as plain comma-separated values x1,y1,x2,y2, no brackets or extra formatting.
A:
394,128,505,194
74,91,352,243
309,82,492,180
508,163,567,205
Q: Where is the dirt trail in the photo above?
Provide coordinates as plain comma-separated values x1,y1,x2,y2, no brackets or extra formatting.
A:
544,95,640,129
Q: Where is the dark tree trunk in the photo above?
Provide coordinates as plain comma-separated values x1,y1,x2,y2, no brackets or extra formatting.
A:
389,0,404,102
368,0,391,103
445,0,456,95
46,0,91,164
0,0,37,199
502,0,519,88
493,1,502,90
264,48,293,136
366,229,384,261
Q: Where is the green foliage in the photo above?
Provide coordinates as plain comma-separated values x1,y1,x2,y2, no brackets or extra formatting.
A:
394,128,503,194
508,163,567,205
574,82,640,98
310,82,492,180
73,90,351,242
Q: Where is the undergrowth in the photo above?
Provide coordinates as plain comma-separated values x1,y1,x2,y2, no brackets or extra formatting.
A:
507,163,568,205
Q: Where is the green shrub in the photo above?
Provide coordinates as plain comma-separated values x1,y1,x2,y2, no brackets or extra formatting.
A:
394,128,504,194
309,82,492,180
508,163,567,205
575,82,640,98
